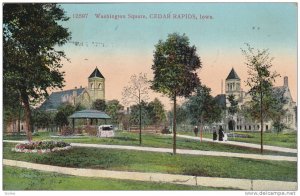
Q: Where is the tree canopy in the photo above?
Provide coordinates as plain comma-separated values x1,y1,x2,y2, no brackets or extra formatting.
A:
227,94,239,116
92,99,106,111
242,43,279,153
151,33,201,99
3,3,71,140
186,85,222,126
122,73,150,145
151,33,202,154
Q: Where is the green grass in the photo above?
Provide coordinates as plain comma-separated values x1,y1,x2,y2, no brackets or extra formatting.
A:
3,166,226,190
3,143,297,182
5,131,295,156
228,131,297,149
177,130,297,149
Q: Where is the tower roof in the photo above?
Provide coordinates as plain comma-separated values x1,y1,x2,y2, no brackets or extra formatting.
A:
89,67,104,79
226,68,240,80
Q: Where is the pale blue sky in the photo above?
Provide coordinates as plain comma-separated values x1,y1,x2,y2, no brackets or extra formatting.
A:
60,3,297,55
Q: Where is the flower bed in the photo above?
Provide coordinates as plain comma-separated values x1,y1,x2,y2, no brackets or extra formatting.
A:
12,141,71,154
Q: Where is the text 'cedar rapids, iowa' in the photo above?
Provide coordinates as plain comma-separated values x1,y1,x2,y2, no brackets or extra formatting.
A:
73,13,213,20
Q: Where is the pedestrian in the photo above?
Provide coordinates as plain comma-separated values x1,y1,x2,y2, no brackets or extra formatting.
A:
218,126,224,141
194,126,199,136
223,131,228,141
212,126,217,141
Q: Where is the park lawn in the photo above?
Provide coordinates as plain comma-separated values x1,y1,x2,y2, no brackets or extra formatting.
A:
3,166,225,190
5,131,295,156
3,143,297,182
177,130,297,149
228,131,297,149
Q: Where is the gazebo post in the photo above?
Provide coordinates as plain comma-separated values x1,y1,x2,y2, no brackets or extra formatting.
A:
72,118,75,133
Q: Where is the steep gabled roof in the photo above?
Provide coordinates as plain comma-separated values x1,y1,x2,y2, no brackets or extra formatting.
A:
226,68,240,80
39,88,85,110
214,94,226,109
272,86,293,103
89,67,104,79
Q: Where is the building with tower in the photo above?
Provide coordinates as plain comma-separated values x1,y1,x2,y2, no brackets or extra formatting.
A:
215,68,297,132
40,67,105,110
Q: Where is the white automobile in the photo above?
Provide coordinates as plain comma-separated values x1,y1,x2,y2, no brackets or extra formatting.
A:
97,125,115,138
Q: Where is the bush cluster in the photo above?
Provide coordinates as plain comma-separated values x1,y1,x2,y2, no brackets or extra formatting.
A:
61,126,74,136
15,141,70,150
84,126,97,136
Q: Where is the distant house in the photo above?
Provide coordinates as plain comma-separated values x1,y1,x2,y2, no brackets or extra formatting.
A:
40,67,105,110
215,68,297,132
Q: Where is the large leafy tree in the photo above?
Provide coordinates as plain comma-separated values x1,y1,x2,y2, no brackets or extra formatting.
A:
227,94,239,116
105,99,124,126
147,98,166,130
129,101,151,127
151,33,202,154
187,85,222,129
3,86,24,133
122,73,149,145
32,109,53,130
168,104,190,132
269,89,288,134
54,103,84,131
3,4,71,141
92,99,106,111
242,43,279,153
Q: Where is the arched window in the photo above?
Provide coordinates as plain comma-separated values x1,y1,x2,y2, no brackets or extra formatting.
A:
90,83,94,89
98,83,102,89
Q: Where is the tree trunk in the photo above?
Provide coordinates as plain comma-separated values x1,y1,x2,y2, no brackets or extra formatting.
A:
18,105,21,134
139,103,142,145
260,84,264,154
173,95,177,155
20,91,32,142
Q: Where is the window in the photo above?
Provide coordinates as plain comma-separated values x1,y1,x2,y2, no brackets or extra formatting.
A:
245,125,247,130
98,83,102,89
266,125,269,131
249,125,251,130
90,83,94,89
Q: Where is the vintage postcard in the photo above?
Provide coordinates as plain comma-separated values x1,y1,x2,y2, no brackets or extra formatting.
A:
2,2,298,194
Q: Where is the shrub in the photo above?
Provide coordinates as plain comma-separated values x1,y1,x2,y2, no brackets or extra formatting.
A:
75,127,83,134
161,126,171,134
84,125,97,136
61,126,74,136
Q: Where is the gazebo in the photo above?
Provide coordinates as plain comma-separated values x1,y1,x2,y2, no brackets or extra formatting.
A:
69,109,111,132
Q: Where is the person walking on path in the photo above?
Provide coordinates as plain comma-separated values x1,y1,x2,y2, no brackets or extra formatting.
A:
212,126,218,141
218,126,224,141
194,126,199,136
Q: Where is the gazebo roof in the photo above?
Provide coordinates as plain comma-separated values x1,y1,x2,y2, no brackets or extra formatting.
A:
69,109,111,119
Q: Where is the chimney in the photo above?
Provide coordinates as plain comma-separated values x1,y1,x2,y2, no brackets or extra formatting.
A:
284,76,288,87
80,85,82,88
75,86,77,89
